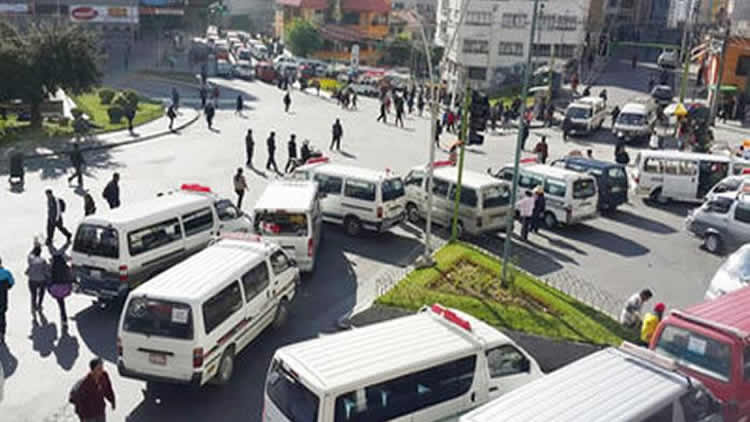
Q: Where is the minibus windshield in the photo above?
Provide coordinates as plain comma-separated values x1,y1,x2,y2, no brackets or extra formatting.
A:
256,211,309,236
573,179,597,199
566,107,591,119
618,113,645,126
123,298,193,340
73,224,119,259
267,359,319,422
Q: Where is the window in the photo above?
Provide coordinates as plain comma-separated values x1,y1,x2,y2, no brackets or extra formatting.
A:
555,44,576,58
501,13,527,28
642,403,673,422
333,356,477,421
539,14,556,30
707,197,733,214
215,199,241,221
123,298,193,340
680,161,698,176
607,167,627,180
73,224,119,259
382,178,406,202
531,43,552,57
345,179,377,201
556,15,578,30
128,218,182,256
734,202,750,224
270,250,292,274
737,55,750,77
267,359,320,422
654,324,732,382
500,169,514,182
644,157,663,173
202,281,243,334
663,159,680,175
314,173,343,195
405,171,425,187
433,179,450,197
256,212,308,236
545,179,567,197
450,185,478,208
241,262,270,301
466,11,492,25
468,67,487,81
573,179,596,199
486,345,529,377
183,207,214,237
482,185,511,208
341,11,360,25
498,42,523,56
463,39,489,54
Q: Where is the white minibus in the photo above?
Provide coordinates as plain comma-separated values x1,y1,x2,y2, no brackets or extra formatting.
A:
290,159,406,236
263,304,543,422
118,234,299,387
488,164,599,228
563,96,607,136
404,162,512,237
633,150,750,204
253,181,322,273
72,184,252,302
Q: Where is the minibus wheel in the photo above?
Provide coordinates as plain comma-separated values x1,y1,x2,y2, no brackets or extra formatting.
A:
544,212,558,229
344,216,362,236
651,188,670,205
272,299,289,329
214,347,235,385
406,203,420,223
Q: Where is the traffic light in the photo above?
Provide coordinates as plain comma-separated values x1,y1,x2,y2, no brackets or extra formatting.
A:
468,91,489,145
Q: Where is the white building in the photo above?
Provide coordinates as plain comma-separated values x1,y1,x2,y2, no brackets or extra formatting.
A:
436,0,590,93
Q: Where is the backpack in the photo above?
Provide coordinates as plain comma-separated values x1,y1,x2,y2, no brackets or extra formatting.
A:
68,377,85,406
58,198,66,213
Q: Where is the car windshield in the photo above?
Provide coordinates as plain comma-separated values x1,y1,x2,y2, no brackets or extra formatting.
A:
482,184,511,208
255,211,308,236
238,50,250,60
720,247,750,284
654,324,732,382
267,359,319,422
382,178,406,202
573,179,597,199
123,298,193,340
73,224,119,259
566,107,591,119
618,113,645,125
654,88,672,98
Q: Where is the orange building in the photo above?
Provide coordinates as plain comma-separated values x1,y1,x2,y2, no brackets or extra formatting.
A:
705,37,750,103
275,0,390,65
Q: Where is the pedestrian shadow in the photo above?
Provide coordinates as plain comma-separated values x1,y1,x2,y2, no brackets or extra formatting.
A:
54,324,79,371
605,208,677,234
0,342,18,379
465,148,486,155
128,131,142,138
536,233,589,256
209,127,221,133
74,305,119,363
337,150,356,159
248,166,268,178
562,223,650,257
30,312,57,358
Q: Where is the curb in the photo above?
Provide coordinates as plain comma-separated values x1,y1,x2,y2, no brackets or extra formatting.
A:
135,74,203,90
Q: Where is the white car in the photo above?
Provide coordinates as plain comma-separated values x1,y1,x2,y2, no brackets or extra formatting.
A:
657,48,679,68
705,244,750,300
233,61,255,80
216,59,232,77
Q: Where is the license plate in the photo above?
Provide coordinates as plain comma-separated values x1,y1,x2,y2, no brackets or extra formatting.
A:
149,353,167,365
90,270,101,279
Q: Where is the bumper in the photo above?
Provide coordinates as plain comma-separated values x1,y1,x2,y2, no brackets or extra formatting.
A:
297,257,314,273
371,212,405,233
567,212,598,225
118,361,203,388
77,276,129,299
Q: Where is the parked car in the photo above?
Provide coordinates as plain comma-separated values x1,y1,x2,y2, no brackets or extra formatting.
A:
216,59,232,77
651,84,674,106
686,192,750,254
705,243,750,299
255,61,278,83
233,61,254,80
658,48,680,68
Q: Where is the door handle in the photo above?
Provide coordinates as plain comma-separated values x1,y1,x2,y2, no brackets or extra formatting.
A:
470,392,476,402
489,386,499,392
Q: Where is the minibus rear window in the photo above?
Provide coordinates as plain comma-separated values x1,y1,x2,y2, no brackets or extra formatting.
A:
73,224,119,259
256,211,308,236
481,185,510,208
573,179,596,199
267,359,319,422
123,298,193,340
382,178,405,202
654,325,731,382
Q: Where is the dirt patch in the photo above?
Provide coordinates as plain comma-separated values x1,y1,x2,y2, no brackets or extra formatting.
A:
427,259,557,315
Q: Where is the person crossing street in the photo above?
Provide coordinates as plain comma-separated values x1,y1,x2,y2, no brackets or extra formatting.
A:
266,131,280,175
285,134,298,173
102,173,120,209
245,129,254,167
0,257,14,344
376,101,387,123
283,91,291,113
46,189,71,243
67,144,85,188
331,118,343,151
234,168,248,208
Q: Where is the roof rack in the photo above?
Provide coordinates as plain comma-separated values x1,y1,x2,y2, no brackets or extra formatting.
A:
420,303,486,348
618,342,694,388
671,309,750,342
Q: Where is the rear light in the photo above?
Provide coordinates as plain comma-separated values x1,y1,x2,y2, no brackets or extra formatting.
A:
119,265,128,283
377,206,383,219
117,336,122,357
476,217,482,227
307,237,313,257
193,347,204,368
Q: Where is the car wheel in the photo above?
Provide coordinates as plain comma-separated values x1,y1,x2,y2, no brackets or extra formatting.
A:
213,348,235,385
272,299,289,329
344,216,362,236
406,203,420,223
704,234,722,254
543,212,558,229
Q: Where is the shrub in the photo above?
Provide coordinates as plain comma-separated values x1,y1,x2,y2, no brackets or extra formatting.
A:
58,117,70,127
98,88,116,105
71,108,84,119
107,105,124,124
122,90,139,109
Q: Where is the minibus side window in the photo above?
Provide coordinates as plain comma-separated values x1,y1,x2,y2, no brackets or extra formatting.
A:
314,174,343,195
432,179,450,198
270,250,292,274
183,207,214,237
202,281,243,334
128,218,183,256
735,202,750,224
241,262,270,302
644,158,663,174
344,179,376,202
450,185,478,208
486,345,530,377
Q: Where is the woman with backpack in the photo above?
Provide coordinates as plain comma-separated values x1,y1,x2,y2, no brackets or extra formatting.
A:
47,238,73,326
26,240,49,314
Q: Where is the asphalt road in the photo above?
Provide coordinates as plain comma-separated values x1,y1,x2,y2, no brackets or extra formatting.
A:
0,56,745,421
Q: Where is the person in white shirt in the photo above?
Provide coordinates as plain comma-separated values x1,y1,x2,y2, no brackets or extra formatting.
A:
516,191,536,241
620,288,653,329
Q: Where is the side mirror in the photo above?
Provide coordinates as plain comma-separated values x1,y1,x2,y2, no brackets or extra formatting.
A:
519,358,531,373
486,167,492,175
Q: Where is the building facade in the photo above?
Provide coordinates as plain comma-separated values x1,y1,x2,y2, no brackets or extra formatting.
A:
436,0,590,92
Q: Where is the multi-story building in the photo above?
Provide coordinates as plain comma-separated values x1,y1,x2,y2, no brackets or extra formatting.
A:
436,0,590,92
228,0,275,34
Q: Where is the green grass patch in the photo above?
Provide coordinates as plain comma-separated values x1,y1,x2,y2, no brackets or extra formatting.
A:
72,88,164,132
377,242,636,346
0,114,74,145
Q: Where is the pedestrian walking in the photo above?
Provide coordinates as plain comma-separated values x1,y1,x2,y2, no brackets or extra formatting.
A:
571,73,579,94
376,102,387,123
599,89,608,105
283,91,291,113
46,189,71,243
640,302,665,346
70,357,116,422
102,173,120,209
125,107,135,134
233,168,248,208
520,122,530,150
245,129,254,167
235,95,244,116
631,54,638,69
167,104,177,131
562,114,572,141
586,149,594,159
212,85,220,104
418,94,425,116
610,105,621,129
26,242,48,314
199,86,207,109
47,238,73,326
331,119,343,151
0,257,14,344
67,144,85,187
533,136,548,164
435,119,443,146
83,191,96,216
201,64,208,85
300,139,312,164
620,288,653,329
615,143,630,165
447,110,456,133
204,102,215,129
395,103,405,128
351,92,358,109
407,95,414,114
516,191,535,241
531,186,546,233
266,131,280,174
171,87,179,111
285,134,298,173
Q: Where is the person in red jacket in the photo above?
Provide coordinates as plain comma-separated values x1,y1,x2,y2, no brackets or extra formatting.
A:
72,358,116,422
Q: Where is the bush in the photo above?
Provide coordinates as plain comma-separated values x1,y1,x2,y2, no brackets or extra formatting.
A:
71,108,84,119
107,105,124,124
98,88,116,105
122,90,139,109
58,117,70,127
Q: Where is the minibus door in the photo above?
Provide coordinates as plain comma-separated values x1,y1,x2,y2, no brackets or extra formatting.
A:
663,160,698,201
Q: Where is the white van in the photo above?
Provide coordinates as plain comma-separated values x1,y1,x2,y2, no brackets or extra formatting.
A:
488,164,599,228
563,96,607,135
613,102,656,143
72,184,252,302
404,162,512,237
263,304,543,422
290,159,406,236
460,342,723,422
633,150,750,204
253,181,322,273
118,234,299,387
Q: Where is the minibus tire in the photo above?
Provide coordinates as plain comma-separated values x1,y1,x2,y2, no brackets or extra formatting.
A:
651,188,669,205
273,299,289,330
704,234,721,254
344,216,362,236
543,212,557,229
406,203,420,223
213,347,235,385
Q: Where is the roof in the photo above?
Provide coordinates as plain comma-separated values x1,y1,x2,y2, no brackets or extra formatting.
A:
519,164,594,181
342,0,390,13
318,24,369,43
562,156,622,169
275,0,327,9
430,166,508,189
300,162,396,182
131,239,273,302
276,307,509,393
635,149,744,163
683,285,750,334
571,96,604,108
462,347,690,422
621,103,649,113
83,192,211,228
254,181,318,212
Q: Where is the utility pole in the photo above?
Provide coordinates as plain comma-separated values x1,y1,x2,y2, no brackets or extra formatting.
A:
450,83,472,241
709,27,730,125
501,0,541,285
678,1,696,104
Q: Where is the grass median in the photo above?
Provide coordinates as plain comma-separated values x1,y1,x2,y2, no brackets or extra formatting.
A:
72,89,164,133
377,242,636,346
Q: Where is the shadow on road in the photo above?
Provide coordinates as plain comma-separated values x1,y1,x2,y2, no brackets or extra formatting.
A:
562,224,650,257
75,305,119,364
0,342,18,379
606,208,677,234
471,232,568,276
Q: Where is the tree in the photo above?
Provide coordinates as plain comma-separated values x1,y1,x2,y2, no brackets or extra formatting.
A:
0,21,101,128
285,18,323,58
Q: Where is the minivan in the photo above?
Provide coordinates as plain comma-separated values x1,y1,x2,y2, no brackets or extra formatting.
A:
613,102,656,143
686,192,750,254
562,96,607,136
552,156,628,212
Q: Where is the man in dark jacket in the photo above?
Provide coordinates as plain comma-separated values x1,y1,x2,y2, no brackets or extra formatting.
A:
124,107,135,134
0,257,14,344
102,173,120,209
266,132,280,174
285,134,298,173
245,129,254,167
204,102,215,130
283,91,291,113
67,144,85,187
376,101,387,123
300,140,312,164
531,186,546,233
83,191,96,216
72,358,116,421
46,188,71,243
331,118,343,151
167,104,177,131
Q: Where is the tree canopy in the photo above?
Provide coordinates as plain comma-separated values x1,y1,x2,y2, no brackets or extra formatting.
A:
285,18,323,58
0,21,101,127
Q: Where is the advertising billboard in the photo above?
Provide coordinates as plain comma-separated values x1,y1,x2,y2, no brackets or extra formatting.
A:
69,5,139,23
